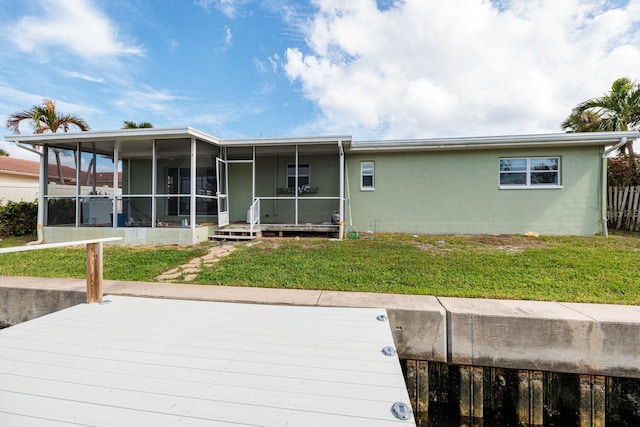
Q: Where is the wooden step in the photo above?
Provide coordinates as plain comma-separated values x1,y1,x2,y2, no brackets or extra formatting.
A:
209,228,259,241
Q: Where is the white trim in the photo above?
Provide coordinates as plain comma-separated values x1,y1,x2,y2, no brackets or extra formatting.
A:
6,128,638,154
350,132,640,152
220,135,352,146
360,161,375,191
4,127,220,145
499,185,563,190
499,156,561,189
287,162,310,188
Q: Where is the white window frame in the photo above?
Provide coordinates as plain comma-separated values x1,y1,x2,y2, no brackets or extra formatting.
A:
287,163,310,188
360,161,375,191
499,157,562,189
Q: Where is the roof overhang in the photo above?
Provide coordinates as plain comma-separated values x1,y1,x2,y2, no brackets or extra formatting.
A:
3,127,221,147
348,131,640,152
6,128,638,153
219,135,352,147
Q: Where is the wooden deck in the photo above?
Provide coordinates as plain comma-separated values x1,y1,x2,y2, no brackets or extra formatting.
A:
0,295,415,426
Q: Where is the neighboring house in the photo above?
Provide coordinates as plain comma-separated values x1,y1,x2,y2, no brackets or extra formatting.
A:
5,128,639,245
0,156,39,203
0,156,121,204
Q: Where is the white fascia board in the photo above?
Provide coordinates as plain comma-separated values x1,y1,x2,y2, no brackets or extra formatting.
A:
220,135,352,146
348,131,640,152
3,127,221,145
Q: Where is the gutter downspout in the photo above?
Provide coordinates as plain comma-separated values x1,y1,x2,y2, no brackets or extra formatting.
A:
601,137,628,236
338,141,344,240
15,142,45,244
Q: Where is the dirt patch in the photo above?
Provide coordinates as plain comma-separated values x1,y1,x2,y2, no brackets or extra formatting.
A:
476,236,549,253
413,241,450,253
413,235,549,253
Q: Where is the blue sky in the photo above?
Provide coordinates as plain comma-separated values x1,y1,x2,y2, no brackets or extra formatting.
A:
2,0,640,159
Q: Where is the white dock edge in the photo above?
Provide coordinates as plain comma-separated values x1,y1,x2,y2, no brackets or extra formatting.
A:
0,295,416,426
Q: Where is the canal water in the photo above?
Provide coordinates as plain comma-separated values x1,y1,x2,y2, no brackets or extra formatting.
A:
402,361,640,426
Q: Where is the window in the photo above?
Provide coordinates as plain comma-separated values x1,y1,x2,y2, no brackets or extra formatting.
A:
499,157,560,188
361,161,375,190
167,167,216,215
287,164,310,188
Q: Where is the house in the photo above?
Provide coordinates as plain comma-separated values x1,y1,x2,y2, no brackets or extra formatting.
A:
5,128,639,245
0,156,40,204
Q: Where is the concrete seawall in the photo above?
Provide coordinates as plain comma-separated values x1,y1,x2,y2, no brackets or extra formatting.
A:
1,275,638,379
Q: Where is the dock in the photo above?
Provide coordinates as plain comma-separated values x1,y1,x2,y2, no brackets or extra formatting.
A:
0,295,415,426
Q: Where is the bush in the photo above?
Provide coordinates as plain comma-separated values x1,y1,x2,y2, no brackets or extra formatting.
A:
0,200,37,236
608,155,640,186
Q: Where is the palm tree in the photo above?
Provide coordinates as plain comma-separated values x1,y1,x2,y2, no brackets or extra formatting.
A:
6,99,90,183
563,77,640,156
561,110,601,133
0,148,8,156
122,120,153,129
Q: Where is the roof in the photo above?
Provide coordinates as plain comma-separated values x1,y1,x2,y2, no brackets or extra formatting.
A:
220,135,352,146
0,156,39,177
4,127,220,146
0,156,121,185
0,295,415,426
349,131,640,152
4,127,639,152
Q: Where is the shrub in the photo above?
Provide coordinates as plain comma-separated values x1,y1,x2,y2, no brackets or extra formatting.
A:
0,200,37,236
608,155,640,186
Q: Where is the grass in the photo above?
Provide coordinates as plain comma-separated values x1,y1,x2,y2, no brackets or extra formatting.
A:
194,233,640,304
0,234,207,282
1,232,639,304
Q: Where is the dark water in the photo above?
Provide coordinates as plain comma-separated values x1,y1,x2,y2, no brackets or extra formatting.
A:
403,361,640,427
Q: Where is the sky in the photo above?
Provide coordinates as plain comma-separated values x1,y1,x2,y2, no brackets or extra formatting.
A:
1,0,640,160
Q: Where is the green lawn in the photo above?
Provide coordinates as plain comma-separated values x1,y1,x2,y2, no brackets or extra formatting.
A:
0,235,207,282
1,233,639,304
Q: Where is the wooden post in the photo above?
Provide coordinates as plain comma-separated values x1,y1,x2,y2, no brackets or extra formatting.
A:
459,365,483,424
404,360,429,425
86,242,103,303
405,359,418,413
592,376,605,427
517,370,544,426
579,374,606,427
417,361,429,416
531,371,544,426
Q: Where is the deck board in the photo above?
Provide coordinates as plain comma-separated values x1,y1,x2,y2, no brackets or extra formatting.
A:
0,295,414,426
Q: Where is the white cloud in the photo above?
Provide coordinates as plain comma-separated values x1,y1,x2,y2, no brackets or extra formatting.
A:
254,54,281,74
0,85,99,134
284,0,640,139
62,71,105,84
268,54,280,73
225,27,233,44
113,86,188,115
253,58,269,74
7,0,144,61
196,0,251,19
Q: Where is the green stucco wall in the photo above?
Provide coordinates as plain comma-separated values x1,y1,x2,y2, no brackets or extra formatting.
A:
254,154,340,224
345,146,604,235
228,162,252,222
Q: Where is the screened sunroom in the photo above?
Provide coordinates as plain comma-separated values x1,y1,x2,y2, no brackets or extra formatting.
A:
7,128,349,244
